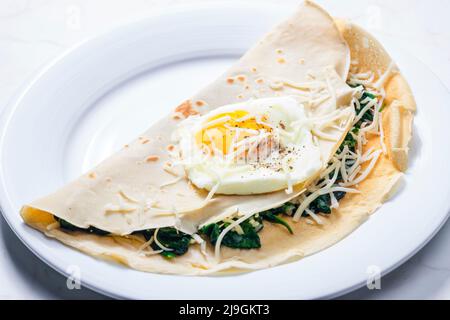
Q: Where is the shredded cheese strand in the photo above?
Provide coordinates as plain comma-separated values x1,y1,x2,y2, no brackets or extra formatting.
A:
214,209,245,261
305,208,324,225
374,62,396,89
137,236,154,253
153,229,173,252
312,129,339,141
294,187,361,221
203,182,220,206
340,150,382,187
192,234,207,257
352,99,377,126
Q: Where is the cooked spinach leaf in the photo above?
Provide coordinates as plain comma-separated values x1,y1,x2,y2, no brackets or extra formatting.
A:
334,191,347,202
139,229,155,241
259,203,297,234
362,91,376,100
309,194,332,214
147,227,192,257
261,212,293,234
56,217,109,236
160,251,177,259
354,90,377,128
200,203,298,249
339,125,360,154
308,191,347,215
200,218,262,249
339,132,357,153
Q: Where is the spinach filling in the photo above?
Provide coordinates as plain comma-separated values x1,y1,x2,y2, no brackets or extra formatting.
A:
260,203,296,234
56,217,109,236
200,216,263,249
307,191,347,215
55,84,378,258
339,127,359,154
198,203,297,250
355,91,376,128
56,218,191,260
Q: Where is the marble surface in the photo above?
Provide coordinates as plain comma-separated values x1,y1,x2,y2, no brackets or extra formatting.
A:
1,0,450,300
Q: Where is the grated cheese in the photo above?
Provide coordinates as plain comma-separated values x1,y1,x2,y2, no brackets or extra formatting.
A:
340,150,382,187
201,115,231,130
137,236,154,253
374,62,396,89
215,211,252,261
104,203,137,214
379,111,387,154
325,74,337,109
312,129,340,141
305,208,323,225
159,176,184,188
294,187,360,221
352,99,377,126
347,166,362,182
201,71,390,258
203,182,220,206
324,162,340,189
192,233,207,257
330,192,339,209
118,190,140,203
340,146,350,182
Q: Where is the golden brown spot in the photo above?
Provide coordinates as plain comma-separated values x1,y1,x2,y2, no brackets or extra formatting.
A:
237,75,246,82
237,94,244,99
276,49,283,54
167,144,175,152
141,139,150,144
226,77,235,84
195,100,206,107
277,57,286,64
146,155,160,162
255,78,264,84
88,172,96,179
298,58,305,64
172,113,182,120
174,100,199,118
124,144,129,148
251,67,257,73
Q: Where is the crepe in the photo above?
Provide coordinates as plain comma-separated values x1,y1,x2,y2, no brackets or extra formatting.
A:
21,1,415,275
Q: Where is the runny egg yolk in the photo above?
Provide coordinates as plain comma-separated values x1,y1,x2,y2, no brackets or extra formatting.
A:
195,110,272,155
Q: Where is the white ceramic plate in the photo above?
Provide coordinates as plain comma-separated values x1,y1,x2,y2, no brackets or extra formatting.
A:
1,2,450,300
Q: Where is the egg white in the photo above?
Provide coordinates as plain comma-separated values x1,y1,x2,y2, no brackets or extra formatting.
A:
175,97,323,195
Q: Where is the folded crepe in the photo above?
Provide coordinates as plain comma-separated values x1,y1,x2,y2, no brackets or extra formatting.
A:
21,1,415,275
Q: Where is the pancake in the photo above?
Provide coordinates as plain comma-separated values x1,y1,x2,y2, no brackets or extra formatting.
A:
21,1,415,275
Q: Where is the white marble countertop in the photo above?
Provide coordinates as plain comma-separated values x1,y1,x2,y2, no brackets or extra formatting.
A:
1,0,450,300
